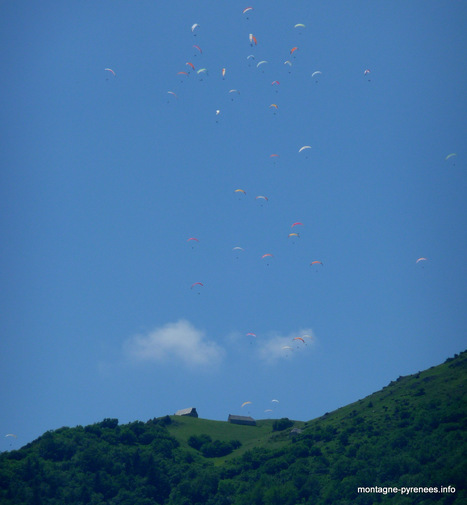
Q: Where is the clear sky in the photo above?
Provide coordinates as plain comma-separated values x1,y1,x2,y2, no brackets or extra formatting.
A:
1,0,466,450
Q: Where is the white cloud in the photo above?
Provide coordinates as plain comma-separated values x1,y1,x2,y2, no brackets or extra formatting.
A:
256,328,316,364
124,319,225,369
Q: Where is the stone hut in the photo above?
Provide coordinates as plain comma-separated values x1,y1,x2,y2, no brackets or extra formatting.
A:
227,414,256,426
175,407,198,418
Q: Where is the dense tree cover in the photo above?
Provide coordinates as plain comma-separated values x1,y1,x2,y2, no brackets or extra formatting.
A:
188,434,241,458
1,351,466,504
272,418,294,432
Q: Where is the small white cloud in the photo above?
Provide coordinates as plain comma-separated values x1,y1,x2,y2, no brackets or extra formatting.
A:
124,319,225,369
256,328,316,364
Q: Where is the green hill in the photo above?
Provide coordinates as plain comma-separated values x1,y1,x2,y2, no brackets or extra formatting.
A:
1,350,466,505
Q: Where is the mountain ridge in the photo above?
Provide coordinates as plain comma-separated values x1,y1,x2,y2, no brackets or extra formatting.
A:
1,349,465,504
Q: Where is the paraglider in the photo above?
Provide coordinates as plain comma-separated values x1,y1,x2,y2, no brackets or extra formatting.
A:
284,60,292,73
310,260,323,266
104,68,116,78
186,62,195,71
256,195,268,202
262,253,274,266
228,89,240,101
191,23,199,34
294,23,306,29
246,332,257,344
190,282,204,289
249,34,257,46
271,399,279,403
235,189,246,200
299,145,312,158
222,68,226,78
291,222,303,228
241,401,252,408
445,153,457,160
187,237,199,249
167,91,178,103
312,71,322,83
416,257,428,264
290,47,299,55
233,246,245,259
293,337,305,343
193,44,203,54
288,233,300,239
243,7,254,14
247,54,255,66
257,60,268,70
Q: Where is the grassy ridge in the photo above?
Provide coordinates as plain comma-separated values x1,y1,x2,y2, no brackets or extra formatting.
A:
166,417,305,463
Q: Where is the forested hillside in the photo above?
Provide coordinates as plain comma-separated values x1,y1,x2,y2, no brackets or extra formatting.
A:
1,350,466,505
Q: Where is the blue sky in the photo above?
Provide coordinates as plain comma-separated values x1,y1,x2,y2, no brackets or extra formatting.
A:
1,0,466,450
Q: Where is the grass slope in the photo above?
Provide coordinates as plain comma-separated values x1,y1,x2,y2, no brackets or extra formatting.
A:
166,417,305,464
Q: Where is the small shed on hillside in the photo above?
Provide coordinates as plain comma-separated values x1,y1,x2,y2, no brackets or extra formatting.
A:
175,407,198,418
228,414,256,426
